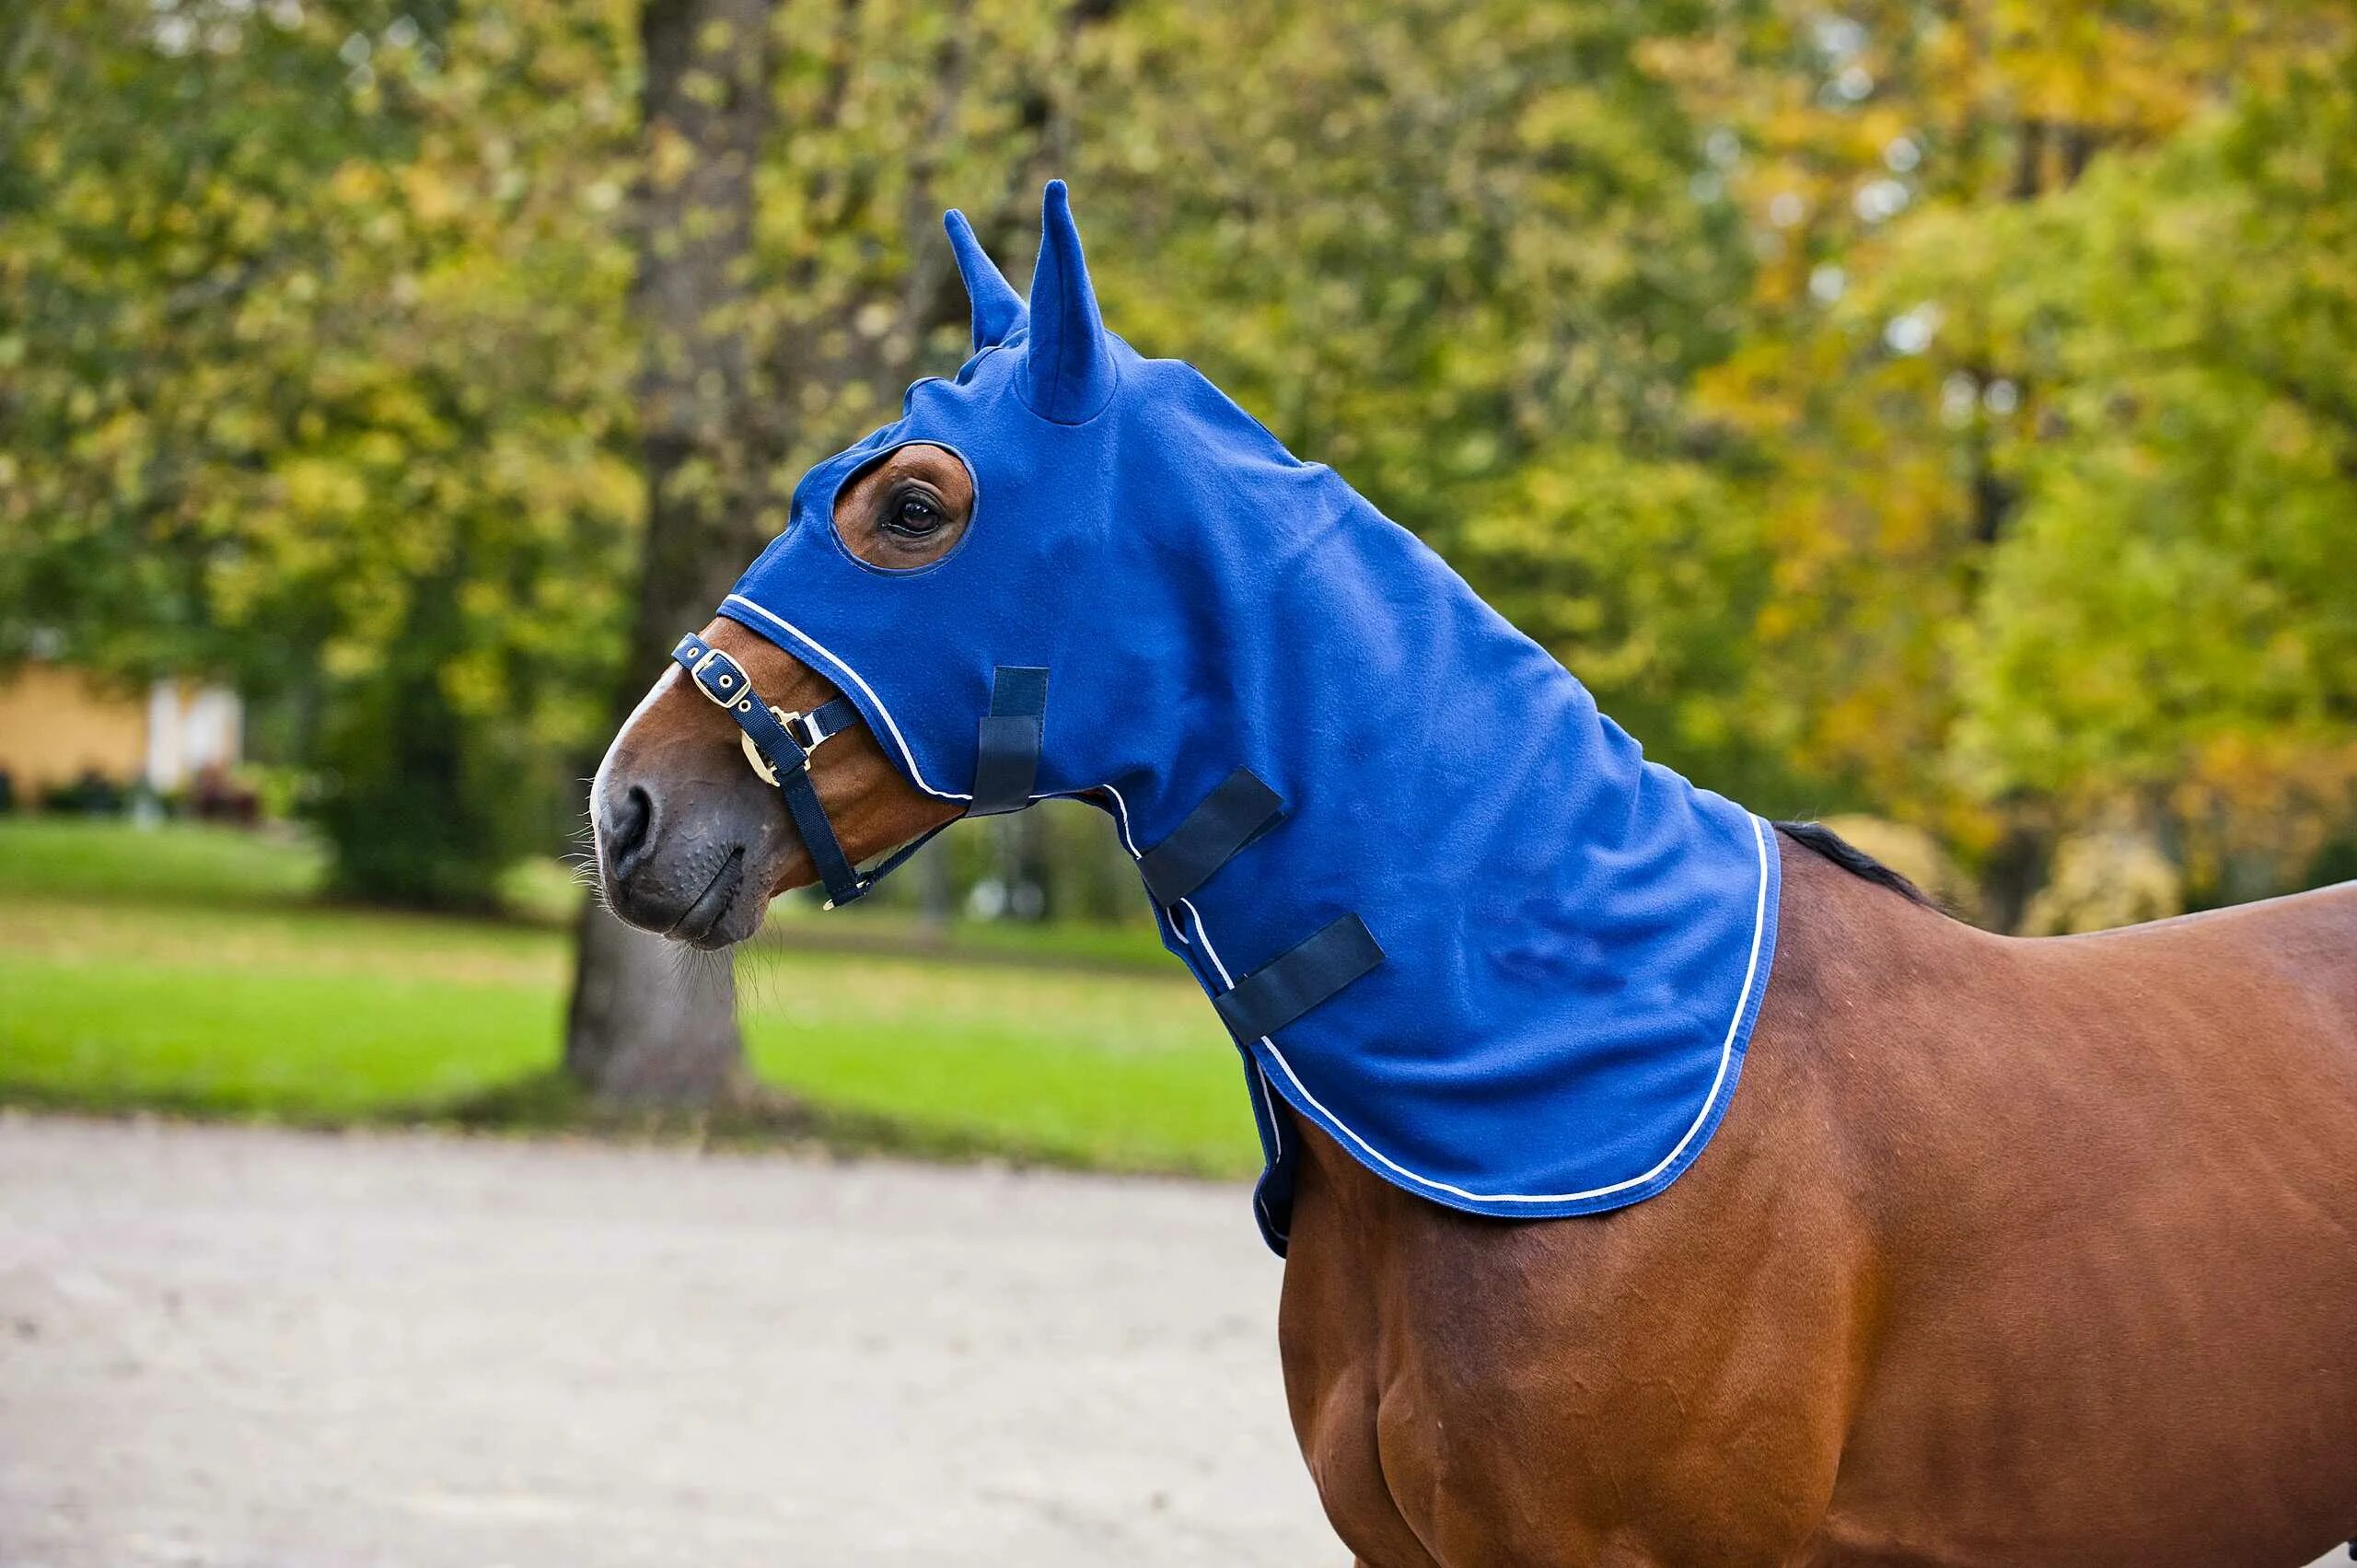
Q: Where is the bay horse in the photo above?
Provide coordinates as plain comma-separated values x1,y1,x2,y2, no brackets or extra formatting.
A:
592,187,2357,1565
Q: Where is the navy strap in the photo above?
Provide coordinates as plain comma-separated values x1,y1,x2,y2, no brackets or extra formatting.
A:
671,633,872,909
674,633,855,755
1140,769,1283,906
1215,914,1385,1043
677,633,756,708
970,666,1047,816
795,695,862,749
769,746,865,905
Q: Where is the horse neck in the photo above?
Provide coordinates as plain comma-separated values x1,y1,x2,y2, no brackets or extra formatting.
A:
1102,470,1631,852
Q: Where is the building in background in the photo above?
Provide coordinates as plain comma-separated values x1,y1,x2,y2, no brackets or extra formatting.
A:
0,661,242,803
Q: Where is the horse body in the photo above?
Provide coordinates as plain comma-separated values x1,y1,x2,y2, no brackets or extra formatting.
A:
591,183,2357,1563
1283,838,2357,1565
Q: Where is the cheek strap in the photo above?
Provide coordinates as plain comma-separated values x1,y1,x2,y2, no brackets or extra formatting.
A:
970,666,1048,815
671,633,945,909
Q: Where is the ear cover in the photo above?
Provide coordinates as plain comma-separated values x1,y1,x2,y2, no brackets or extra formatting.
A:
1019,180,1117,424
944,208,1026,351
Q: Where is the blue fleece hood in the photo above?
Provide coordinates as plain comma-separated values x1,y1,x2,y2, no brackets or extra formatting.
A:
721,183,1779,1254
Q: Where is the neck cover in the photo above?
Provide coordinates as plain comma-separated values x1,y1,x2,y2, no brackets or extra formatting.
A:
722,183,1780,1254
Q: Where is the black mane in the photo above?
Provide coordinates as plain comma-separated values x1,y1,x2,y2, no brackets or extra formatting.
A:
1772,819,1935,908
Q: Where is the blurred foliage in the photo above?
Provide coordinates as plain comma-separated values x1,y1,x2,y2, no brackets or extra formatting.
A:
0,0,640,906
3,0,2353,923
2019,819,2185,935
1948,66,2357,899
1674,0,2357,909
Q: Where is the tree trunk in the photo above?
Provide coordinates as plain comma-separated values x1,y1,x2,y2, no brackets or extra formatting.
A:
565,905,750,1102
563,0,776,1106
917,835,954,936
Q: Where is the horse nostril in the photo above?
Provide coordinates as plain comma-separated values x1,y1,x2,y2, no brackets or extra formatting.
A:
604,784,655,877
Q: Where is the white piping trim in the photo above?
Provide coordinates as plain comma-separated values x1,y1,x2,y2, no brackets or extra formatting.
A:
722,595,970,802
1254,811,1772,1206
1035,782,1187,949
1039,780,1281,1204
1170,896,1286,1178
717,620,1767,1212
1253,1059,1287,1159
1180,897,1234,983
1083,781,1145,858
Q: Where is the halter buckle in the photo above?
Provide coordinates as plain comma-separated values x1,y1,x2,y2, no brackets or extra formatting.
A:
672,628,880,912
688,646,750,707
739,707,833,786
780,709,831,751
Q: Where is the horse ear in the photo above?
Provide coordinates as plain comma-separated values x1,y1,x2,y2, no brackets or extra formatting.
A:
1019,180,1116,424
944,209,1025,351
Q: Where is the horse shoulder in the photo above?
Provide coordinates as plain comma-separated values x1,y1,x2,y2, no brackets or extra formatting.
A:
1279,847,1883,1562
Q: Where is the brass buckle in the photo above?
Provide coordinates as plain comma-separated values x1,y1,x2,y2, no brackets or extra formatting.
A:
740,708,830,786
689,647,746,707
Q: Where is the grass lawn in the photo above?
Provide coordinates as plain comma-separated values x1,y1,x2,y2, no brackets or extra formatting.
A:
0,819,1257,1178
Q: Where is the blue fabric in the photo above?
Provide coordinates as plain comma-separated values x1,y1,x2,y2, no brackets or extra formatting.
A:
719,183,1781,1254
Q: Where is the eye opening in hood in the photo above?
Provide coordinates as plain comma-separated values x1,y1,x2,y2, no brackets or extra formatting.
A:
823,437,983,579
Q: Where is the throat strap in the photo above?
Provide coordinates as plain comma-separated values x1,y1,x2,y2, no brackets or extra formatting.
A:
1141,769,1283,906
1215,913,1385,1043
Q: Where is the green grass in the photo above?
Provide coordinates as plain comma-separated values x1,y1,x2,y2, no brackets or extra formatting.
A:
0,819,1257,1177
737,946,1248,1173
0,816,327,906
0,954,563,1117
777,899,1178,970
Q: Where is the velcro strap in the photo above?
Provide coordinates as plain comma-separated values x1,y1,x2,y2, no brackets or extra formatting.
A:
970,665,1047,816
1214,914,1384,1043
1140,769,1283,906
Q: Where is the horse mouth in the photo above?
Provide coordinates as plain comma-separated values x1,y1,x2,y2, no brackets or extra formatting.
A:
668,849,747,948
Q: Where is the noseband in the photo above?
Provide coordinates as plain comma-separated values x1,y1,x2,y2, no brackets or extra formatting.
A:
671,632,946,908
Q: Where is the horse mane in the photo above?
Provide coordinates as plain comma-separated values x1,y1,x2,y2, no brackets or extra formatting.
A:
1772,819,1935,909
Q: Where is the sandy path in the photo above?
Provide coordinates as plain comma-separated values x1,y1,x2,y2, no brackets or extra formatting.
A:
7,1116,2342,1568
0,1117,1336,1567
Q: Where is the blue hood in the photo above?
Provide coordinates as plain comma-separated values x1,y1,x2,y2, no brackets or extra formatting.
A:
722,183,1779,1254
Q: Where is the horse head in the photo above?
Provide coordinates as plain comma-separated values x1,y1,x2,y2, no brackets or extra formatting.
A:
587,427,997,947
591,176,1775,1261
590,183,1114,947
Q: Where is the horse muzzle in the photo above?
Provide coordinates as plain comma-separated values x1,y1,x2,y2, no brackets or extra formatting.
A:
593,752,784,950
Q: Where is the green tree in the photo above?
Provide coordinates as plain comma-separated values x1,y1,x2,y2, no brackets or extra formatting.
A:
0,0,640,909
564,0,1112,1101
1946,58,2357,900
565,0,779,1102
1668,1,2357,903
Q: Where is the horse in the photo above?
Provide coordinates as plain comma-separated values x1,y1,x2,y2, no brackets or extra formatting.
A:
591,185,2357,1565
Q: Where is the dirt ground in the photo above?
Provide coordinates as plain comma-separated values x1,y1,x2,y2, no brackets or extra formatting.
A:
0,1116,1336,1567
8,1116,2347,1568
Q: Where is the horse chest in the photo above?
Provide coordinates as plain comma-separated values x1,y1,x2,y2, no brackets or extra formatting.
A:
1271,1106,1862,1567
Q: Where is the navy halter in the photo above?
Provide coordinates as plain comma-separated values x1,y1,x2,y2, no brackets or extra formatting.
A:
672,632,927,908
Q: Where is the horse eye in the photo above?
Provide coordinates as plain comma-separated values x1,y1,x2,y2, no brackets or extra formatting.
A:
886,493,941,536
